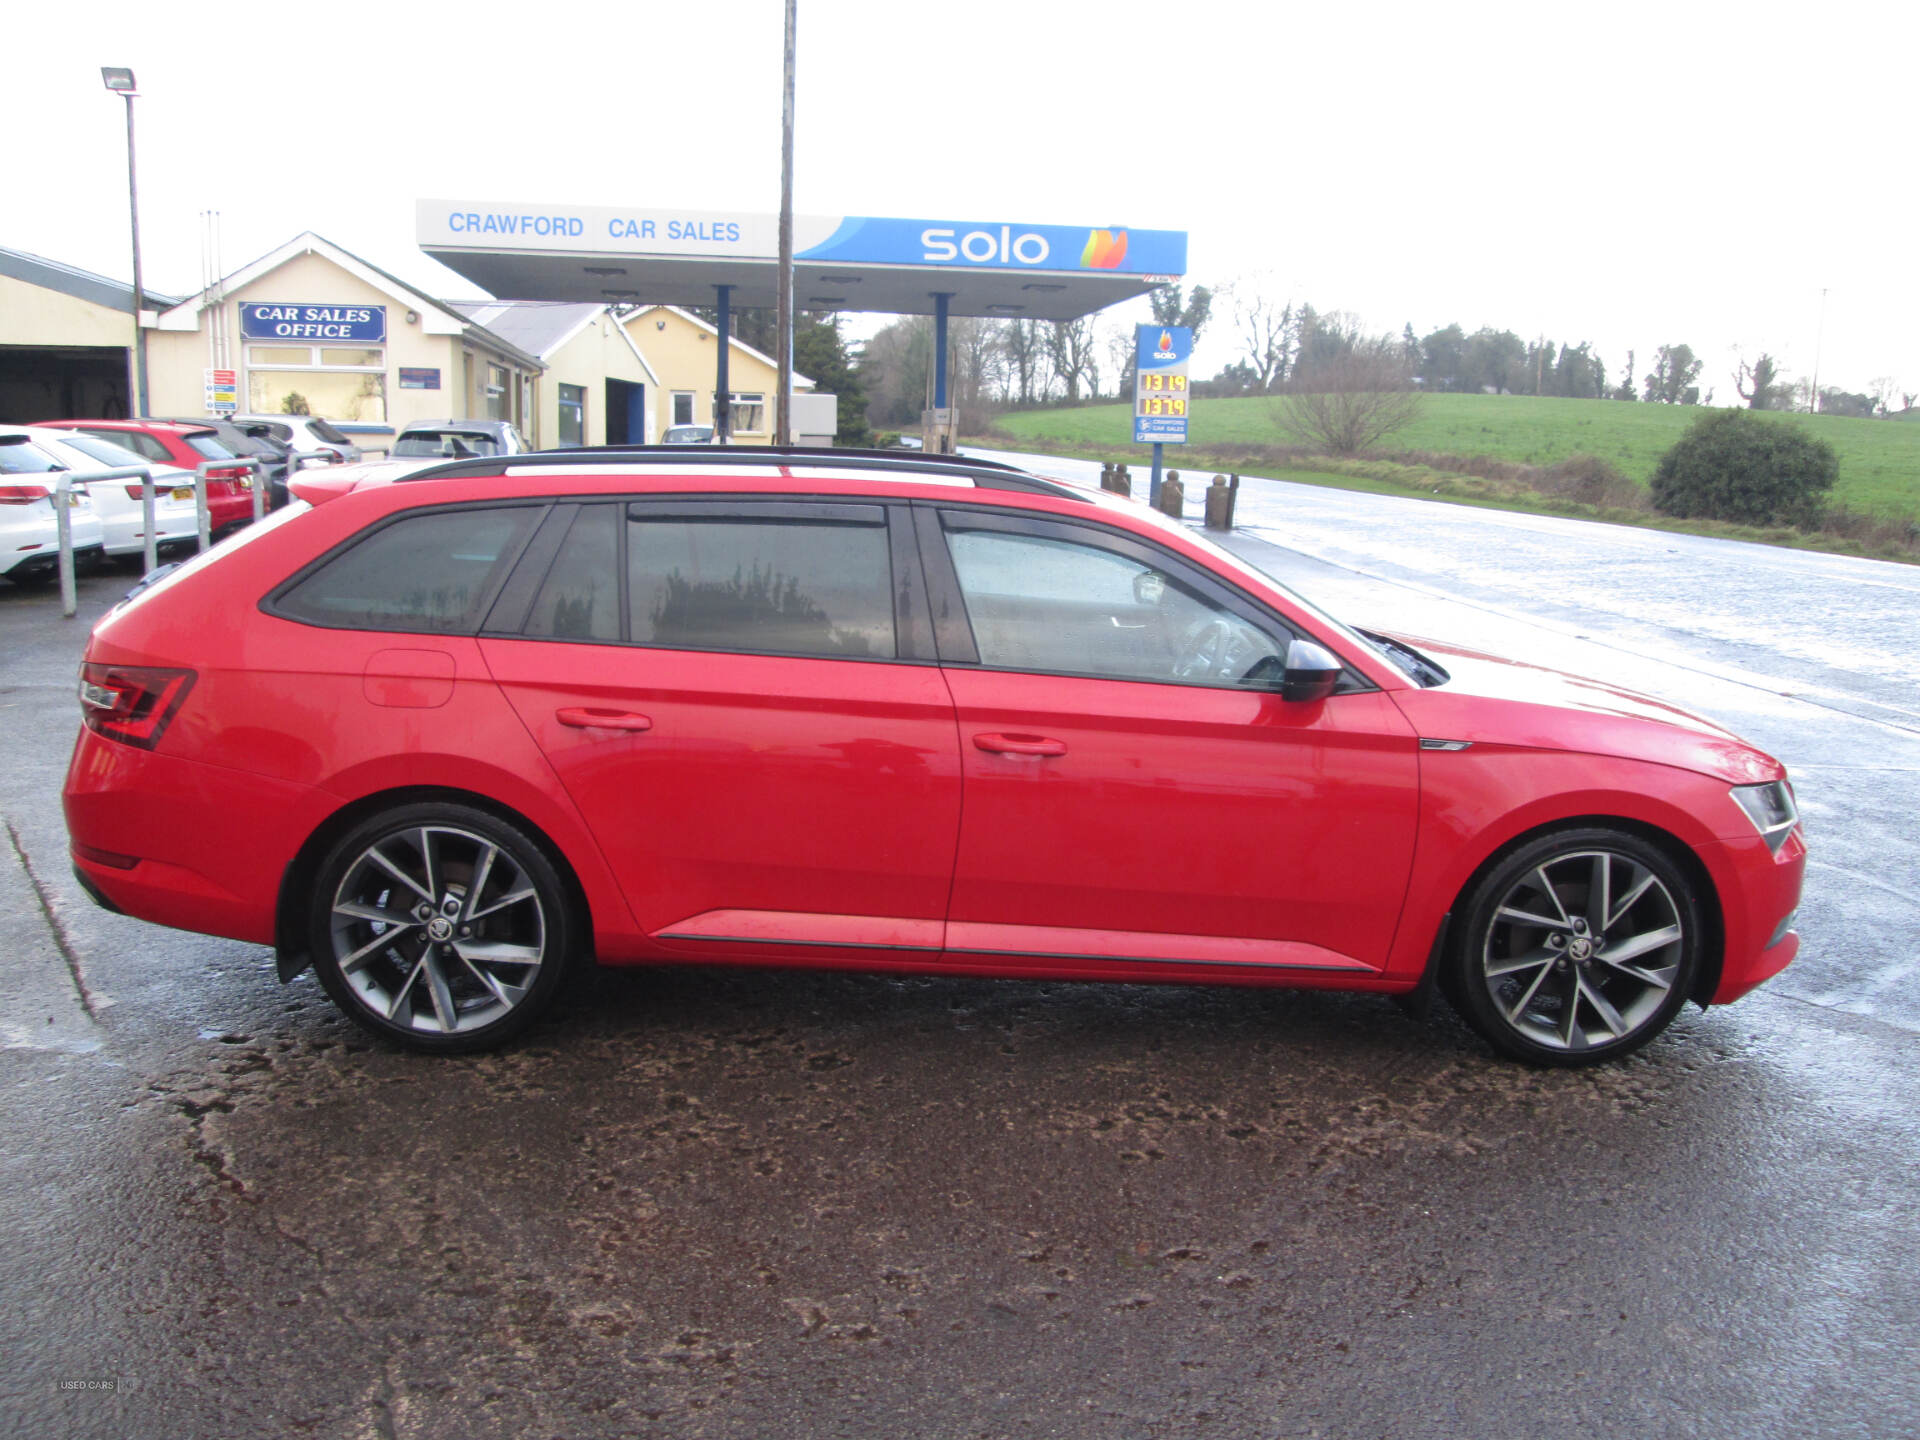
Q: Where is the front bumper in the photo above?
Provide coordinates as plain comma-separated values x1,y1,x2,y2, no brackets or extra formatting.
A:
1698,827,1807,1004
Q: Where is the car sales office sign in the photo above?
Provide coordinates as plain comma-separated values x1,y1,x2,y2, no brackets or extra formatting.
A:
239,303,387,344
1134,325,1192,444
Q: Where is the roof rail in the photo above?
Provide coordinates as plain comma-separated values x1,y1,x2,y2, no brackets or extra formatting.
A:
393,444,1089,500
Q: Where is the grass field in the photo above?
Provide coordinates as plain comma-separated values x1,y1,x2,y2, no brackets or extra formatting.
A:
992,393,1920,520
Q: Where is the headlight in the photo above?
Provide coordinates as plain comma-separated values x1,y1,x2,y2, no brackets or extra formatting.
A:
1731,780,1799,853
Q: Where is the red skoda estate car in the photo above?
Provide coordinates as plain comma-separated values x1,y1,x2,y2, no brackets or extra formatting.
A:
33,419,259,536
63,450,1805,1065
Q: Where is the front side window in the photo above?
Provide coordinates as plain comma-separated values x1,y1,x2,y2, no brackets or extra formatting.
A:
627,508,894,659
275,506,540,633
942,522,1286,687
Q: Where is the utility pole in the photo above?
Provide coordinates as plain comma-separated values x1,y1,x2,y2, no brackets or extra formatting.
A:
775,0,796,445
1809,287,1829,414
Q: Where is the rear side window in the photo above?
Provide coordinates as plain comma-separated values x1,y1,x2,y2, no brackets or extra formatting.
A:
306,418,352,445
275,506,540,633
0,438,63,474
523,505,620,642
184,433,239,461
91,430,171,464
627,508,894,659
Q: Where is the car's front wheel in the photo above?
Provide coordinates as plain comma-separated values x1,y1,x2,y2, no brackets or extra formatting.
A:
308,803,575,1052
1445,827,1703,1066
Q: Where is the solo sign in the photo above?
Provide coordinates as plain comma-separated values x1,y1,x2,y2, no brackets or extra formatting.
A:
1133,325,1192,444
239,303,387,344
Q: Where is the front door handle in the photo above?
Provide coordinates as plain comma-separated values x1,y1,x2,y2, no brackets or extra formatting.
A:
973,732,1067,758
557,706,653,733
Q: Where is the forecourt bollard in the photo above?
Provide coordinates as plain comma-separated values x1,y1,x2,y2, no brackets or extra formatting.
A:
1204,474,1233,531
1156,471,1185,519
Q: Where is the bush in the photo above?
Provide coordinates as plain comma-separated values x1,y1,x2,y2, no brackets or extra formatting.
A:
1650,410,1837,526
1535,454,1643,510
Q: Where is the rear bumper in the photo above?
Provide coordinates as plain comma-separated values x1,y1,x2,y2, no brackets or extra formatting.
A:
1699,828,1807,1004
64,726,332,945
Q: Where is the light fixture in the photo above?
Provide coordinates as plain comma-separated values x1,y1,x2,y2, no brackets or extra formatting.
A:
601,288,639,298
1021,283,1066,293
986,303,1024,313
405,309,419,325
583,265,627,277
655,320,666,330
100,66,136,93
807,296,846,307
816,272,861,283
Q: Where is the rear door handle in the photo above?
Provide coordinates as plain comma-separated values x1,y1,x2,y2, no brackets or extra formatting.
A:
557,706,653,732
973,732,1067,757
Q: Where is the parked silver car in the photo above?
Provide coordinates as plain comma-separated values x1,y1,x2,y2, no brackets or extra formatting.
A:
390,419,532,459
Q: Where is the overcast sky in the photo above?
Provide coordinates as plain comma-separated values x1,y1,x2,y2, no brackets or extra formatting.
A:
10,0,1913,398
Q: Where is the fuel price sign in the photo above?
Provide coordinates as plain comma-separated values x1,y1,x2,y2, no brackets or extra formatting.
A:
1133,325,1192,444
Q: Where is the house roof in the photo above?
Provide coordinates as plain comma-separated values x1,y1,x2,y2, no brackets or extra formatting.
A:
447,301,606,360
0,244,182,314
155,232,545,371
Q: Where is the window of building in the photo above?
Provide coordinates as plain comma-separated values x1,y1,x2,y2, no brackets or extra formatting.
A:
557,385,587,447
626,507,894,659
485,364,510,422
671,392,696,427
715,392,766,434
245,343,387,423
274,507,540,634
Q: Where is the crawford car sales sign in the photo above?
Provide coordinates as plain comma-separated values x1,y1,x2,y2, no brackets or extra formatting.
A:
239,303,387,343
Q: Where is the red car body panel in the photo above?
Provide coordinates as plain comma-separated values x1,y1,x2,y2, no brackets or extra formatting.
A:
478,636,964,962
31,419,257,531
62,460,1806,1033
941,667,1420,974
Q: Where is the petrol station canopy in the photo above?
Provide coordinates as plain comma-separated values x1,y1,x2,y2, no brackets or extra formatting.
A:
418,199,1187,321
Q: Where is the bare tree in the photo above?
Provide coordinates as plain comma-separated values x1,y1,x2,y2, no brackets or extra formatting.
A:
1226,279,1295,391
1045,317,1100,402
1272,337,1423,455
998,319,1047,405
1867,375,1902,417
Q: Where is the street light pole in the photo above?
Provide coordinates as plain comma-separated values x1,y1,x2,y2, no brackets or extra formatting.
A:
775,0,796,446
101,67,148,418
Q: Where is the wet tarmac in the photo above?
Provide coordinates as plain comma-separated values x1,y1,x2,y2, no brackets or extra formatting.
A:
4,472,1919,1439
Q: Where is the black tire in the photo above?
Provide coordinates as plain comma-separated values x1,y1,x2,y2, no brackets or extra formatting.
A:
308,802,576,1053
1443,827,1702,1067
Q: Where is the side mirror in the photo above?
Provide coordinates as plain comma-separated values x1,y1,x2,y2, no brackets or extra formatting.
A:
1281,639,1342,702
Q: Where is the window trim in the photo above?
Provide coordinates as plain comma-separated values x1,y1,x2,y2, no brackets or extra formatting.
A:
923,502,1375,694
260,499,551,635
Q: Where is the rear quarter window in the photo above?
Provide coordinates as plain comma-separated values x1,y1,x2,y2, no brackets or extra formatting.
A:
272,506,542,633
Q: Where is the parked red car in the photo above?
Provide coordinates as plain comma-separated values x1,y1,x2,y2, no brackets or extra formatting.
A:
63,451,1805,1064
33,419,259,536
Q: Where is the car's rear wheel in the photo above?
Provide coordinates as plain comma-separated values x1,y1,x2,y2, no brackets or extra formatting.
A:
1445,827,1702,1066
308,803,575,1052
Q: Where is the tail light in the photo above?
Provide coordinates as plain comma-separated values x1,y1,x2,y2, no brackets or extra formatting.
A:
78,663,196,750
207,465,247,483
0,484,52,505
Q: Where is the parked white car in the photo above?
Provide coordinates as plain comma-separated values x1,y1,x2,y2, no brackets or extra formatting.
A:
0,427,105,584
29,429,202,559
229,414,363,464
